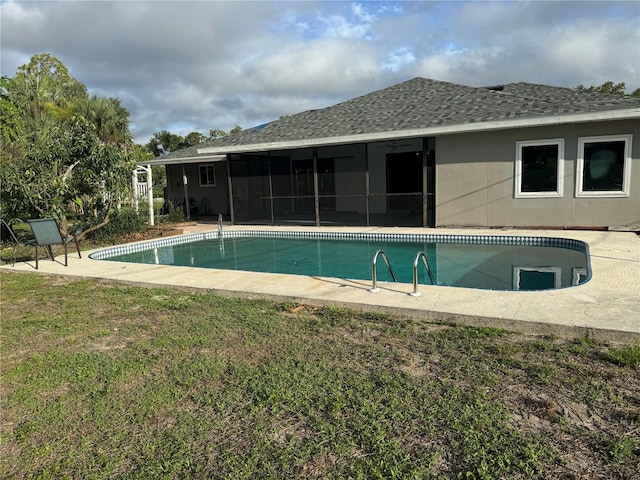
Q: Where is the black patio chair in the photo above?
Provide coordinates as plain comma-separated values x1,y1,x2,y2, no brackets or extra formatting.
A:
1,219,36,267
27,218,81,269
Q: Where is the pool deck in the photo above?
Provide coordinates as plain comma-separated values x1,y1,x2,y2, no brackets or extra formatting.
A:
2,224,639,343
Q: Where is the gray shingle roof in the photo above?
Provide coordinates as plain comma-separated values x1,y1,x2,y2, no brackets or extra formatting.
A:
156,77,640,160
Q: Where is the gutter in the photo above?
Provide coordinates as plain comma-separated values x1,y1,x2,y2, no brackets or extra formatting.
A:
141,154,226,167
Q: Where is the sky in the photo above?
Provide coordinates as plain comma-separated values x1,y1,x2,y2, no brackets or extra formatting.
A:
2,0,639,145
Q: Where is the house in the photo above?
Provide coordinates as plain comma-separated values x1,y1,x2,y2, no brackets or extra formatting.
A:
144,78,640,230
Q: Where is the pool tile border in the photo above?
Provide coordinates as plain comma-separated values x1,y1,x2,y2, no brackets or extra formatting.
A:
90,229,589,261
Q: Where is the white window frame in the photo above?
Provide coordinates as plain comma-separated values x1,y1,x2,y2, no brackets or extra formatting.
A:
198,163,216,187
576,134,632,198
514,138,564,198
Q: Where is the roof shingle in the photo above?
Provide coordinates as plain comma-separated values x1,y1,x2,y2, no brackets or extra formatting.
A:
158,77,640,160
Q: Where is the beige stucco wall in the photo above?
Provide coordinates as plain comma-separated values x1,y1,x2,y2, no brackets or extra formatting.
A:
166,163,229,216
436,119,640,229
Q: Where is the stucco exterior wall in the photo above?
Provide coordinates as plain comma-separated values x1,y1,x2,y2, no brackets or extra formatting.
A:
436,119,640,229
166,163,229,217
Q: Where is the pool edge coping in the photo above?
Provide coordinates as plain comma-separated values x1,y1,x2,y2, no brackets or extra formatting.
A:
88,229,593,291
3,268,636,343
3,226,638,343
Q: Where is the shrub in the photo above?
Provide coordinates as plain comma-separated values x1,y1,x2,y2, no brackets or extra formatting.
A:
165,202,185,224
95,207,146,241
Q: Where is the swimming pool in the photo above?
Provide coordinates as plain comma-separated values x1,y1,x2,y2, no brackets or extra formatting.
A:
90,230,590,291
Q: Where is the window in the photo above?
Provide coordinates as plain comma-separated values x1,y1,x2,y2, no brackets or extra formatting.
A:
576,134,632,197
515,139,564,198
199,163,216,187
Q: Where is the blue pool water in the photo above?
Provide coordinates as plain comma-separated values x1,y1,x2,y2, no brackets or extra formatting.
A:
91,231,589,290
91,231,590,291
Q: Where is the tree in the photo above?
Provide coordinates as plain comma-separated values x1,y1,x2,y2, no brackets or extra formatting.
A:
76,95,132,148
208,125,242,140
1,53,136,238
11,53,86,122
145,130,188,156
0,76,24,145
208,128,227,140
575,80,639,97
185,131,206,146
228,125,243,135
146,126,244,157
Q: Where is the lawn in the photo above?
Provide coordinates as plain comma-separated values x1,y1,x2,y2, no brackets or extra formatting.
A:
1,272,638,479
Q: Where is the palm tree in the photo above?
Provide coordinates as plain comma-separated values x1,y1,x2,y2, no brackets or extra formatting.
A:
76,95,132,149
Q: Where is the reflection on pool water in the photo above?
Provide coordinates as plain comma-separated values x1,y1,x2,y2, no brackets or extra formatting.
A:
91,231,590,291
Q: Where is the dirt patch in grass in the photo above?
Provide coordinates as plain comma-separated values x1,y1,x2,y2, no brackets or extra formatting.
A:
312,309,640,478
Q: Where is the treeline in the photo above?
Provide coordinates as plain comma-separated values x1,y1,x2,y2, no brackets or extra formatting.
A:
575,81,640,97
1,53,240,237
1,53,148,237
146,126,242,157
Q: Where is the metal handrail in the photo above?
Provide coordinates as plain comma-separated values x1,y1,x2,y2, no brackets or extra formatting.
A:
410,251,435,296
370,250,398,292
217,213,225,255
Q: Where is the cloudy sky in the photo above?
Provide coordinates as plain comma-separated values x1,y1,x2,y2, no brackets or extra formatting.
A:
2,1,639,145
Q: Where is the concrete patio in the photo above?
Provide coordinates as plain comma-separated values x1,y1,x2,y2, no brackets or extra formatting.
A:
2,225,639,343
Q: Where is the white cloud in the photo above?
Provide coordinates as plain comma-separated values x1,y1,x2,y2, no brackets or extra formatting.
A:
319,14,370,39
546,19,640,87
0,0,44,24
1,0,638,144
242,38,380,94
384,47,416,72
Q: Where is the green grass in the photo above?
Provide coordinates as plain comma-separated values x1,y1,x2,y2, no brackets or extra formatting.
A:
607,343,640,368
1,272,639,479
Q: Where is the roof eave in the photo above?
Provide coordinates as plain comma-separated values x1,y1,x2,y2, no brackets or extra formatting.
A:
139,154,227,167
198,108,640,155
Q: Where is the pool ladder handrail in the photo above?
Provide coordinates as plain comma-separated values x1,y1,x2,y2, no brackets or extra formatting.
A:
410,251,435,296
369,249,398,292
369,250,435,295
217,213,225,255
